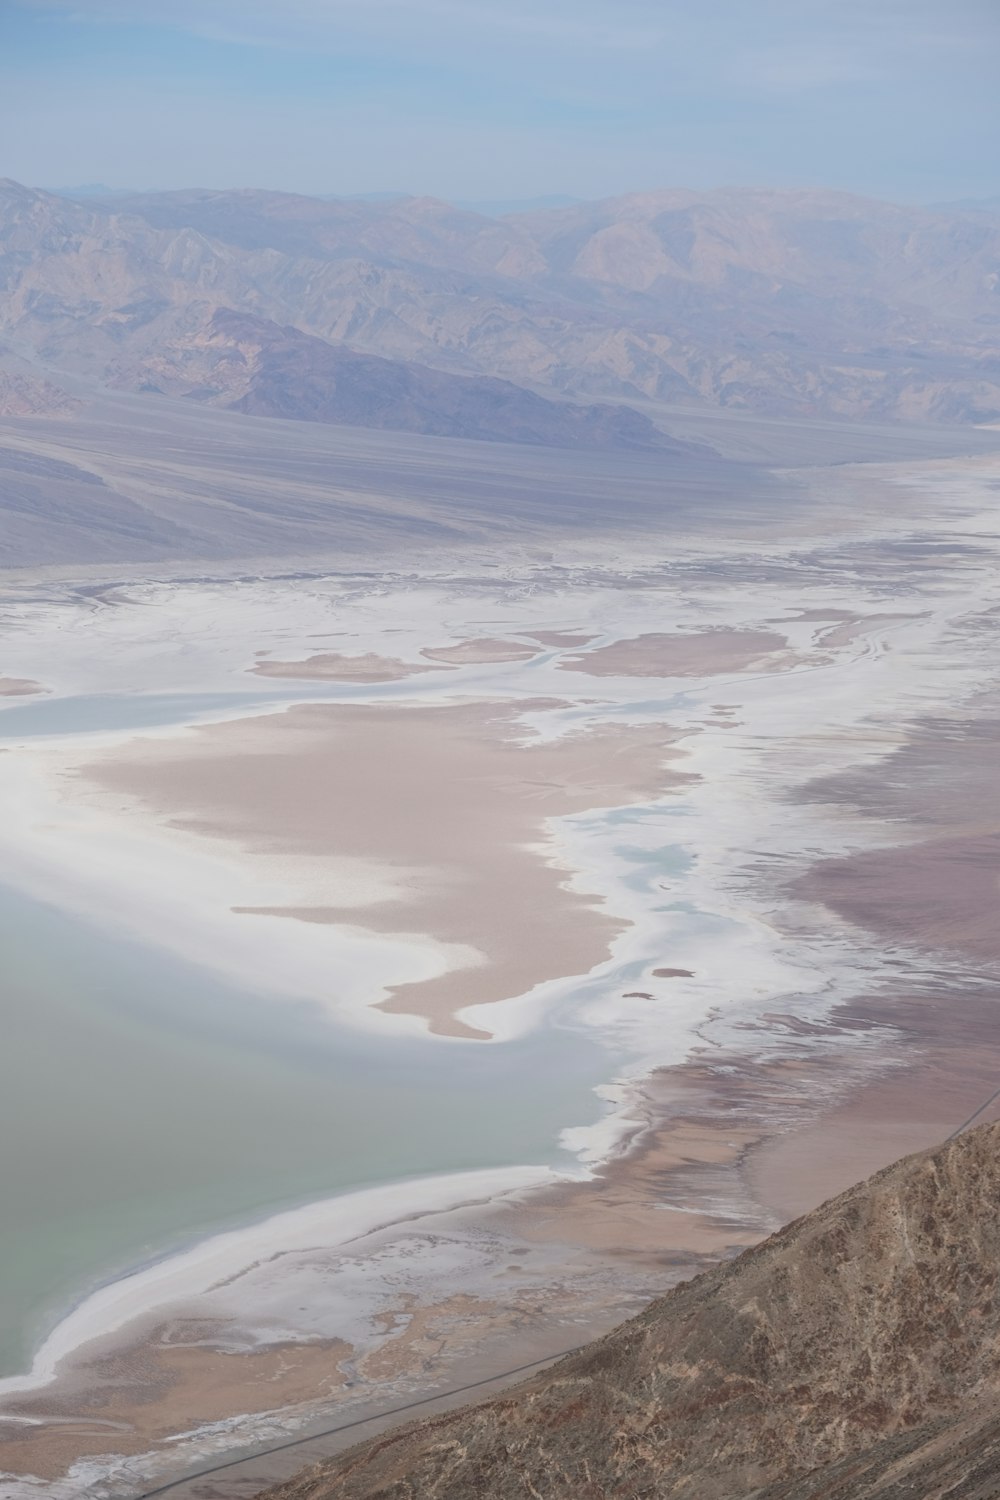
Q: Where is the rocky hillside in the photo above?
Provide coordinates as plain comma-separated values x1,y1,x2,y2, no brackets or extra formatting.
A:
4,179,1000,430
0,369,79,417
260,1122,1000,1500
113,307,681,449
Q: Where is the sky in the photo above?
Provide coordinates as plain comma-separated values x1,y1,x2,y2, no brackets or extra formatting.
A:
1,0,997,204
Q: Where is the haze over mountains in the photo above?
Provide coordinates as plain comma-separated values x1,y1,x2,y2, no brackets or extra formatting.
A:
3,178,1000,444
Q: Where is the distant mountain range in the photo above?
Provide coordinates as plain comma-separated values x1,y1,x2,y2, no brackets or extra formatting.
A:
324,193,584,215
4,178,1000,444
933,195,1000,217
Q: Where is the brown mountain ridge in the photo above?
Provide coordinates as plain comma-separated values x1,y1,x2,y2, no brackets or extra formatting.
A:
116,307,684,450
259,1121,1000,1500
4,179,1000,432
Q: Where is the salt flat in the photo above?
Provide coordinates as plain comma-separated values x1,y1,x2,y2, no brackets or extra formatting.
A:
2,439,1000,1497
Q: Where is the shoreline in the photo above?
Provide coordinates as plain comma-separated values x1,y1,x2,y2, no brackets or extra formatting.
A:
5,453,1000,1492
10,970,995,1500
0,1165,565,1404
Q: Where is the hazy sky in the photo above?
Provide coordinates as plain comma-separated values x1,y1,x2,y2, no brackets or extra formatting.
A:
2,0,997,203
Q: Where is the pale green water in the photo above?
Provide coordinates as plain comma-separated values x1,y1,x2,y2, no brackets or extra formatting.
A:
0,757,616,1378
0,689,329,738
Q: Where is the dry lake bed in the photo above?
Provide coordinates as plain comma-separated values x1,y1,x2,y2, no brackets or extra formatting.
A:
3,435,1000,1497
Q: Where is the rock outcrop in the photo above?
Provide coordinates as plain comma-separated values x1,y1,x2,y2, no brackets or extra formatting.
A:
259,1122,1000,1499
115,308,686,450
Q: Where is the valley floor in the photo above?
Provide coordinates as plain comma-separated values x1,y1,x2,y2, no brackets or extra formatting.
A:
1,443,1000,1497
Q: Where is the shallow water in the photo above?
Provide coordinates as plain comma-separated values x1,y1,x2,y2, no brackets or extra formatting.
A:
0,690,322,738
0,684,656,1382
0,878,616,1378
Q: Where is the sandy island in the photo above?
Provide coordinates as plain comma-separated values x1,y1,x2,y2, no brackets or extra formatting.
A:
76,700,686,1038
252,650,448,683
559,628,791,678
419,637,543,665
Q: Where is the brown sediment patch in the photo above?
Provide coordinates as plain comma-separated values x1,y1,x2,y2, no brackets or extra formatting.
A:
799,709,1000,833
349,1294,510,1385
0,676,43,696
799,830,1000,969
502,1066,789,1273
504,974,1000,1280
769,710,1000,1205
652,967,694,979
419,638,541,665
522,631,598,648
745,987,1000,1222
0,1332,354,1481
792,707,1000,972
79,701,686,1038
251,652,448,683
558,629,790,679
0,1283,639,1493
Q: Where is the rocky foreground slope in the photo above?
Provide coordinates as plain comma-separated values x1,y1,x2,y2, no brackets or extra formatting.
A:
260,1121,1000,1499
